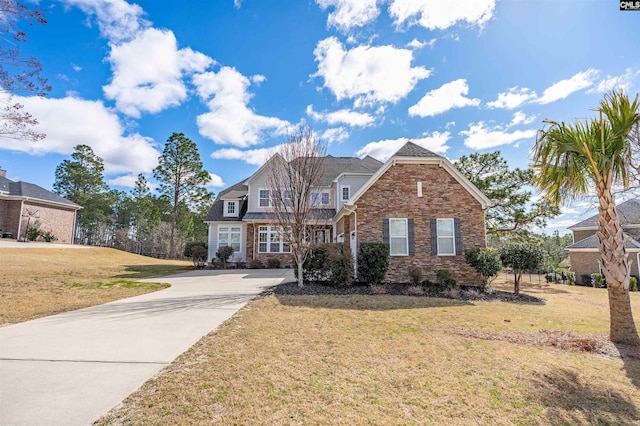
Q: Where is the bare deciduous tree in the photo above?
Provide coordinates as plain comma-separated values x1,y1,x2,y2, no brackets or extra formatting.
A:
266,126,327,287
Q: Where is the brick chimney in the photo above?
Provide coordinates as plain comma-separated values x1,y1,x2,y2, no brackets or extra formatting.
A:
0,169,6,178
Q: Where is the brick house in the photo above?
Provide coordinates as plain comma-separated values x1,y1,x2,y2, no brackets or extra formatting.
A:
205,142,490,284
567,198,640,284
0,169,81,244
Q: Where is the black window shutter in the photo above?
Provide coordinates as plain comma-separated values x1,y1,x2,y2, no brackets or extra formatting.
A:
454,218,463,255
408,219,415,255
430,218,437,255
382,219,390,245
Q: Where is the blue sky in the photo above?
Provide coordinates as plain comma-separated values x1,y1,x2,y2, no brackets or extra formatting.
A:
1,0,639,233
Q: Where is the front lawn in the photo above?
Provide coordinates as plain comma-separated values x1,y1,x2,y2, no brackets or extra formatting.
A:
98,277,640,425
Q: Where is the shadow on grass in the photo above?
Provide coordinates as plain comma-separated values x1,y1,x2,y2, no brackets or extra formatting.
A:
615,343,640,391
115,264,192,279
274,293,474,311
492,281,571,296
530,367,640,424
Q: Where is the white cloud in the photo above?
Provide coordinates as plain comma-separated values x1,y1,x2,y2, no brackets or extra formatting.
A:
535,69,599,104
210,146,279,166
509,111,536,127
234,0,242,8
107,174,140,188
306,104,375,127
406,38,436,49
103,28,213,117
409,79,480,117
487,87,537,109
316,0,380,32
0,95,160,175
389,0,495,30
250,74,266,85
207,173,225,188
312,37,431,106
72,64,82,72
356,132,450,161
460,121,536,150
60,0,150,43
544,219,581,229
588,68,640,94
321,127,350,143
194,67,289,147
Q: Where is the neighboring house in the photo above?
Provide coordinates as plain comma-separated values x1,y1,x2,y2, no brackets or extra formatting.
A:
567,198,640,284
0,169,81,243
205,142,490,284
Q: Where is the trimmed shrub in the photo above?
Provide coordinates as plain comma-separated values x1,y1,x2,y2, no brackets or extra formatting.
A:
629,276,638,292
465,247,501,288
184,241,207,258
436,269,457,289
266,258,281,269
421,279,434,288
358,242,390,285
192,246,207,268
248,259,265,269
216,246,235,269
325,243,354,288
26,226,41,241
591,273,605,288
566,271,576,286
40,230,57,243
297,244,329,282
580,274,593,286
408,266,423,286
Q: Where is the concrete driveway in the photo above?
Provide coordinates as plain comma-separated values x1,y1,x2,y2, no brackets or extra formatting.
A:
0,269,294,426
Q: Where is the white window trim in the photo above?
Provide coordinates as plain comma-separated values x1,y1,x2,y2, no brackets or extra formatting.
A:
389,218,409,257
340,185,351,201
436,218,456,256
257,226,291,254
311,191,331,206
258,188,270,208
223,200,238,217
217,225,242,253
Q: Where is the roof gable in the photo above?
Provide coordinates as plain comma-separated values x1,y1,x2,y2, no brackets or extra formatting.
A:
394,141,441,158
0,175,80,208
569,198,640,229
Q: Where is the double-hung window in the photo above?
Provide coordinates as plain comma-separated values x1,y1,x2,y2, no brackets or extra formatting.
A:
389,218,408,256
227,201,236,215
341,185,350,201
436,219,455,256
259,189,270,207
258,226,291,253
311,191,330,206
218,226,241,253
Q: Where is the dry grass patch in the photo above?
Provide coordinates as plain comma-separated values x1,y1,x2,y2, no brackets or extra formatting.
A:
99,279,640,425
0,247,190,325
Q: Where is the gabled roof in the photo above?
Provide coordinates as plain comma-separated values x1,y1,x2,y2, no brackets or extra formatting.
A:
394,141,441,158
567,232,640,250
205,179,249,222
569,198,640,229
320,155,382,185
0,175,81,209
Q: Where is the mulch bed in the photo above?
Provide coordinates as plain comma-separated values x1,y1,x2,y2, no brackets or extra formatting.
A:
268,281,545,304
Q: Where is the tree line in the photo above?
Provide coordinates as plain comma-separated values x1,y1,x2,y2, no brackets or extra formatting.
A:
53,133,212,258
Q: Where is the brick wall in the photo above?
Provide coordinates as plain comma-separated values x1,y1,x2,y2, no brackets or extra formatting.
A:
245,222,294,267
21,202,76,243
1,200,22,237
355,163,486,285
570,251,640,284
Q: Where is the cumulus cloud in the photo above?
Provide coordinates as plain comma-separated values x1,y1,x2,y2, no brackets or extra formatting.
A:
60,0,150,43
321,127,350,143
207,173,226,188
509,111,536,127
406,38,436,49
389,0,495,30
535,69,599,104
194,66,290,147
0,95,160,175
487,87,537,109
312,37,431,107
210,146,279,166
356,132,450,161
409,79,480,117
588,68,640,94
460,121,536,150
306,104,375,127
316,0,380,32
103,28,212,117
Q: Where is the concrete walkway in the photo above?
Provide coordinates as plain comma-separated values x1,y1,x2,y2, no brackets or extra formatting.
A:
0,269,294,425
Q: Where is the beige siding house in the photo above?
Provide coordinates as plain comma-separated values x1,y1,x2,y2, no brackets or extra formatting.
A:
205,142,490,284
0,169,81,244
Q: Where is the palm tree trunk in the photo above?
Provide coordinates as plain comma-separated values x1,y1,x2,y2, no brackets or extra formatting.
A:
596,183,640,346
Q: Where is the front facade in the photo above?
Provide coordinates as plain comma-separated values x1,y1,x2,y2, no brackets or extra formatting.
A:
0,170,81,244
567,199,640,284
205,142,489,284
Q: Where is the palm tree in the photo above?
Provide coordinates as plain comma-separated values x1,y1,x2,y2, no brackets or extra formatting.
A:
532,90,640,346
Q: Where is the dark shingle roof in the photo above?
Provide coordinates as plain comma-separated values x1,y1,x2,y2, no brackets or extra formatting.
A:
567,232,640,250
319,155,383,186
0,175,80,208
569,199,640,229
243,209,335,221
394,141,441,158
205,180,249,222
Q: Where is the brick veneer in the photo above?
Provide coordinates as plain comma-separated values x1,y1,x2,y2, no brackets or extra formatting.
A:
245,222,294,266
570,251,640,284
355,163,486,285
21,201,76,243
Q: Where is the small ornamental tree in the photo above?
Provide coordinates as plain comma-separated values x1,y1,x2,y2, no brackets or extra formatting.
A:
358,242,390,285
465,247,502,289
216,246,234,269
499,242,544,295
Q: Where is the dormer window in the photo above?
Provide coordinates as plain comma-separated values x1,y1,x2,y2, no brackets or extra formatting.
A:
341,185,350,201
223,200,239,217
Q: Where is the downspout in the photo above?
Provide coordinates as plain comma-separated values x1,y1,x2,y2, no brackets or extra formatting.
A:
16,200,24,241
